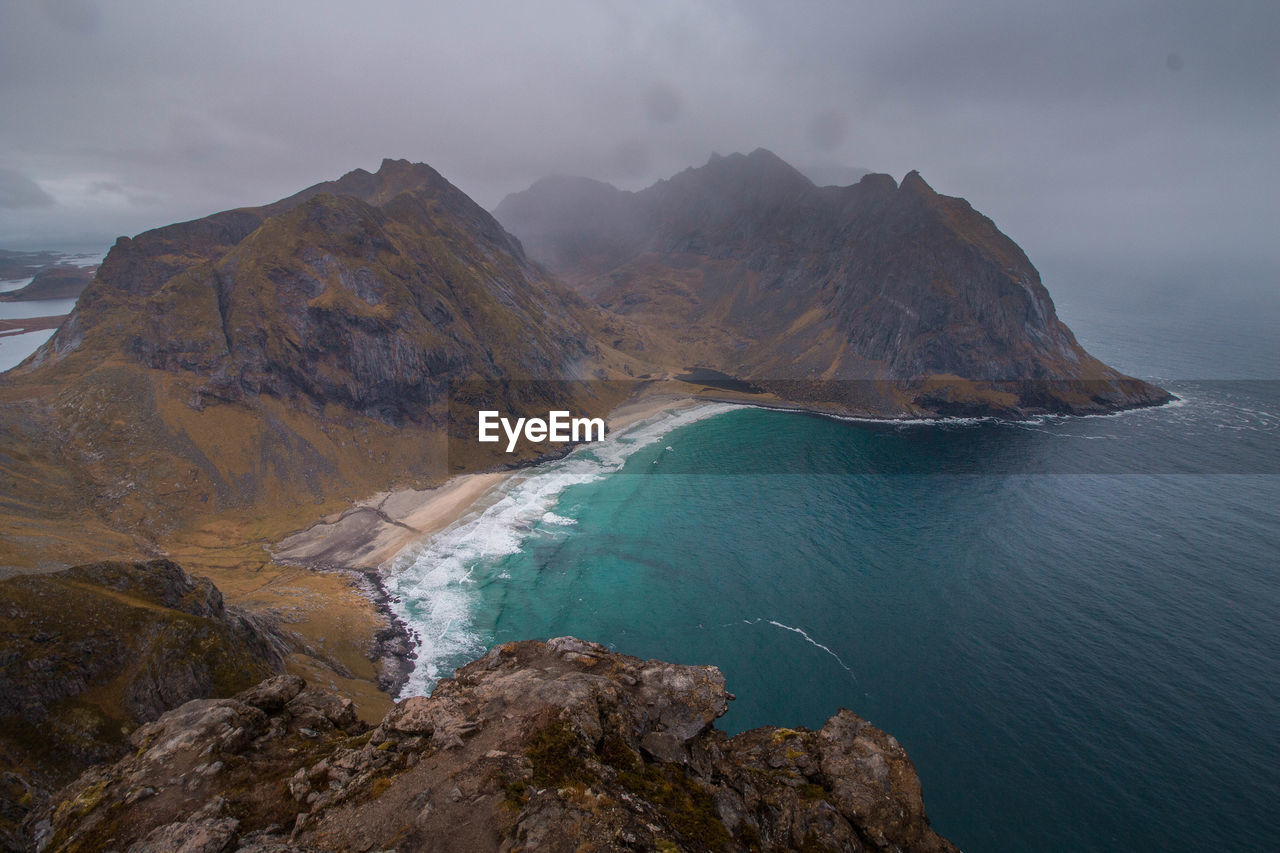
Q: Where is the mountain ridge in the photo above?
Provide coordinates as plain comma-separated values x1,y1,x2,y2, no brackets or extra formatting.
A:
496,148,1170,416
0,151,1172,580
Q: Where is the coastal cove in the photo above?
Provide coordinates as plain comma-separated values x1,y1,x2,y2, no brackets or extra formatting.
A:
356,381,1278,853
4,5,1277,848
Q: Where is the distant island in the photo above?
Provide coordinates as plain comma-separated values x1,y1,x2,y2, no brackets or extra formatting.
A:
0,263,96,301
0,248,63,281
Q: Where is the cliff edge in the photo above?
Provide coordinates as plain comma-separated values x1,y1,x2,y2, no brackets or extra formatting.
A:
31,637,957,852
0,560,289,850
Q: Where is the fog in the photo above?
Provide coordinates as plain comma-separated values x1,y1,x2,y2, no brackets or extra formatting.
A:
1,0,1276,284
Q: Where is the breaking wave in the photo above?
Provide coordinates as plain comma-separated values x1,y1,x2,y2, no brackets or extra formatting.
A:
383,402,740,696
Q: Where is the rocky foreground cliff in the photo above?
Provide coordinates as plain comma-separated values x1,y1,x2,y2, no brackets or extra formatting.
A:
29,637,956,853
0,560,291,850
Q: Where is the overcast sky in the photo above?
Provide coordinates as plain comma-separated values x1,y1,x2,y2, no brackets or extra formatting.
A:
1,0,1276,280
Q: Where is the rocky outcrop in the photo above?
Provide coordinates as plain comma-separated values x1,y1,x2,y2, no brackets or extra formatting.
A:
32,638,956,852
0,560,287,850
497,149,1171,416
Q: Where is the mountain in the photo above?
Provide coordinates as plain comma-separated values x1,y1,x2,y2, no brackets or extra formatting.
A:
31,158,617,421
33,637,957,853
0,159,638,573
496,148,1170,416
0,152,1170,574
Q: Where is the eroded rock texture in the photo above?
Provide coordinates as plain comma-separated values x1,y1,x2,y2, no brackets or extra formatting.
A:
32,638,956,853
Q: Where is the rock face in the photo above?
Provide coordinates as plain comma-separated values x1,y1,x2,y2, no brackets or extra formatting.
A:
37,160,605,422
32,638,957,853
0,560,287,850
496,148,1171,416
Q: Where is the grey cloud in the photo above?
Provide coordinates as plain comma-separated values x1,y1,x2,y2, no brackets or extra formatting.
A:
807,111,848,152
0,0,1274,279
0,169,55,209
644,82,684,124
43,0,101,34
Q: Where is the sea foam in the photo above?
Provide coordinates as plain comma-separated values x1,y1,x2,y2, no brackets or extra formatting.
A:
384,401,740,696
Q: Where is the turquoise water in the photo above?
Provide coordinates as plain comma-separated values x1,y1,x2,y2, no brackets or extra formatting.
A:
387,275,1279,851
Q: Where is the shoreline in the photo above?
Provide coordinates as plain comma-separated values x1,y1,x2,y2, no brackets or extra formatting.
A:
698,388,1182,426
272,383,1180,697
269,390,711,696
272,389,708,577
0,314,67,337
271,471,510,572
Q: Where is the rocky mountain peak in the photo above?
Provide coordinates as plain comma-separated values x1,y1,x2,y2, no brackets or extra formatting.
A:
665,146,815,199
899,168,933,195
861,171,899,189
0,157,631,555
265,157,463,219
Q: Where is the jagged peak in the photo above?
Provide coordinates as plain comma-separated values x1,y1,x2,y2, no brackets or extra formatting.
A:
702,147,806,175
746,146,787,164
662,148,816,198
378,157,413,172
900,169,936,196
332,158,445,200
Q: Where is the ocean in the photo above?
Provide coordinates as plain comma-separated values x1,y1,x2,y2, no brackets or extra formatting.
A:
385,266,1278,852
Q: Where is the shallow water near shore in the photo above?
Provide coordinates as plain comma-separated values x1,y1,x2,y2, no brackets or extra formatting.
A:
386,274,1279,852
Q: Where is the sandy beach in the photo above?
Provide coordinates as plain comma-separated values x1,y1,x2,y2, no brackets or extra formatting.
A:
259,387,721,705
273,388,702,575
272,470,510,571
256,383,806,708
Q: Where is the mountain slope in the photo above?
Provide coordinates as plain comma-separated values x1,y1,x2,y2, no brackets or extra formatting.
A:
0,159,636,571
33,158,608,418
496,148,1170,415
